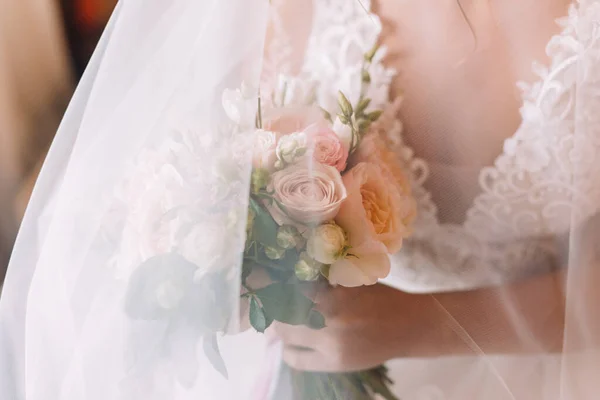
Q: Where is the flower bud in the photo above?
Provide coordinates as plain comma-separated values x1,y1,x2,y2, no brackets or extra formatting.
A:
251,168,270,193
307,223,348,265
338,91,353,117
295,252,322,281
277,225,301,249
265,246,286,260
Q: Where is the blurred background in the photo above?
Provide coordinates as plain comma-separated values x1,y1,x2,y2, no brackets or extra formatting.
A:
0,0,117,284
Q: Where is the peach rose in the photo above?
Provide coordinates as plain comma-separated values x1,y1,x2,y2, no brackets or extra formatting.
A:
268,162,347,226
307,126,349,172
351,132,416,242
335,162,410,254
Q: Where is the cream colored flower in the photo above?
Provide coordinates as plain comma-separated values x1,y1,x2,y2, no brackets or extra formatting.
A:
253,129,278,171
306,223,348,264
328,240,390,287
276,131,308,165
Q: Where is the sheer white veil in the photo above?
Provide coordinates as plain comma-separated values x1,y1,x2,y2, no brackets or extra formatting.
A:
1,0,600,399
0,0,273,398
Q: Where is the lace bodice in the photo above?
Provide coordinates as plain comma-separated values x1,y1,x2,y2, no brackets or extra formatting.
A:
266,0,600,292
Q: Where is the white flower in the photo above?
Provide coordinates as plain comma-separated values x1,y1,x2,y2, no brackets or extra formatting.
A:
253,129,278,170
307,223,348,265
333,117,353,149
222,82,257,126
276,131,308,165
273,74,315,107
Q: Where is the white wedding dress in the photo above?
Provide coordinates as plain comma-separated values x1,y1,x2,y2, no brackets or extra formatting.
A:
264,0,600,398
1,0,599,399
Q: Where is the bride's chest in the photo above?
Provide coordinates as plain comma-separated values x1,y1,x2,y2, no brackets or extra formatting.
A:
374,0,572,221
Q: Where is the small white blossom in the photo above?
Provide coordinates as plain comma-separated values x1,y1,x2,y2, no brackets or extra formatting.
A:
276,131,308,165
273,74,315,106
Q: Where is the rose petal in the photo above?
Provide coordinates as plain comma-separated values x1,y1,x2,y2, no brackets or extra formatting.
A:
328,240,391,287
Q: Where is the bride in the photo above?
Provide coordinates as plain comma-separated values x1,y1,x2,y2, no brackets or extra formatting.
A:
1,0,598,399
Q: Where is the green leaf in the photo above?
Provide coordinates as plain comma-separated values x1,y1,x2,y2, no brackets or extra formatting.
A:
320,107,333,123
265,266,294,283
202,334,229,379
307,309,326,330
249,296,271,333
358,367,399,400
355,98,371,117
254,246,299,272
241,261,253,285
249,197,279,248
364,44,379,63
338,91,353,117
255,283,314,325
367,110,383,122
358,120,372,134
361,69,371,84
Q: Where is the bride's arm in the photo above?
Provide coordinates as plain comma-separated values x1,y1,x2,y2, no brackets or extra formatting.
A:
430,268,566,356
274,269,567,372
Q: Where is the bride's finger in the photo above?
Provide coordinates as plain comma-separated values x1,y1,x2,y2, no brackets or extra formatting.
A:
282,345,337,372
272,322,322,349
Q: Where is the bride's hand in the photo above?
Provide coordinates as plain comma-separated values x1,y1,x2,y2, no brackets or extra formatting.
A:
273,268,568,372
272,283,440,372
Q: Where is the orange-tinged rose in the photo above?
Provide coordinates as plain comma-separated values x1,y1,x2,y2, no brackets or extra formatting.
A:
351,132,416,246
336,162,411,254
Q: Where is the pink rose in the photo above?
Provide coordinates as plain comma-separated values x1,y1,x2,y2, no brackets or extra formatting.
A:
268,162,347,226
307,126,349,172
336,162,409,254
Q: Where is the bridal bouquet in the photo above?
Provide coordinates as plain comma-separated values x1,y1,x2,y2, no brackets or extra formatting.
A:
118,47,414,399
236,65,415,398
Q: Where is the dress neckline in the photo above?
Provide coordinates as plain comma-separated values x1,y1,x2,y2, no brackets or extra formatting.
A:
364,0,580,238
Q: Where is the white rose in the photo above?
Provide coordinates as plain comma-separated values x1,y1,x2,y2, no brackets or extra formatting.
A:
276,131,308,165
307,223,348,265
